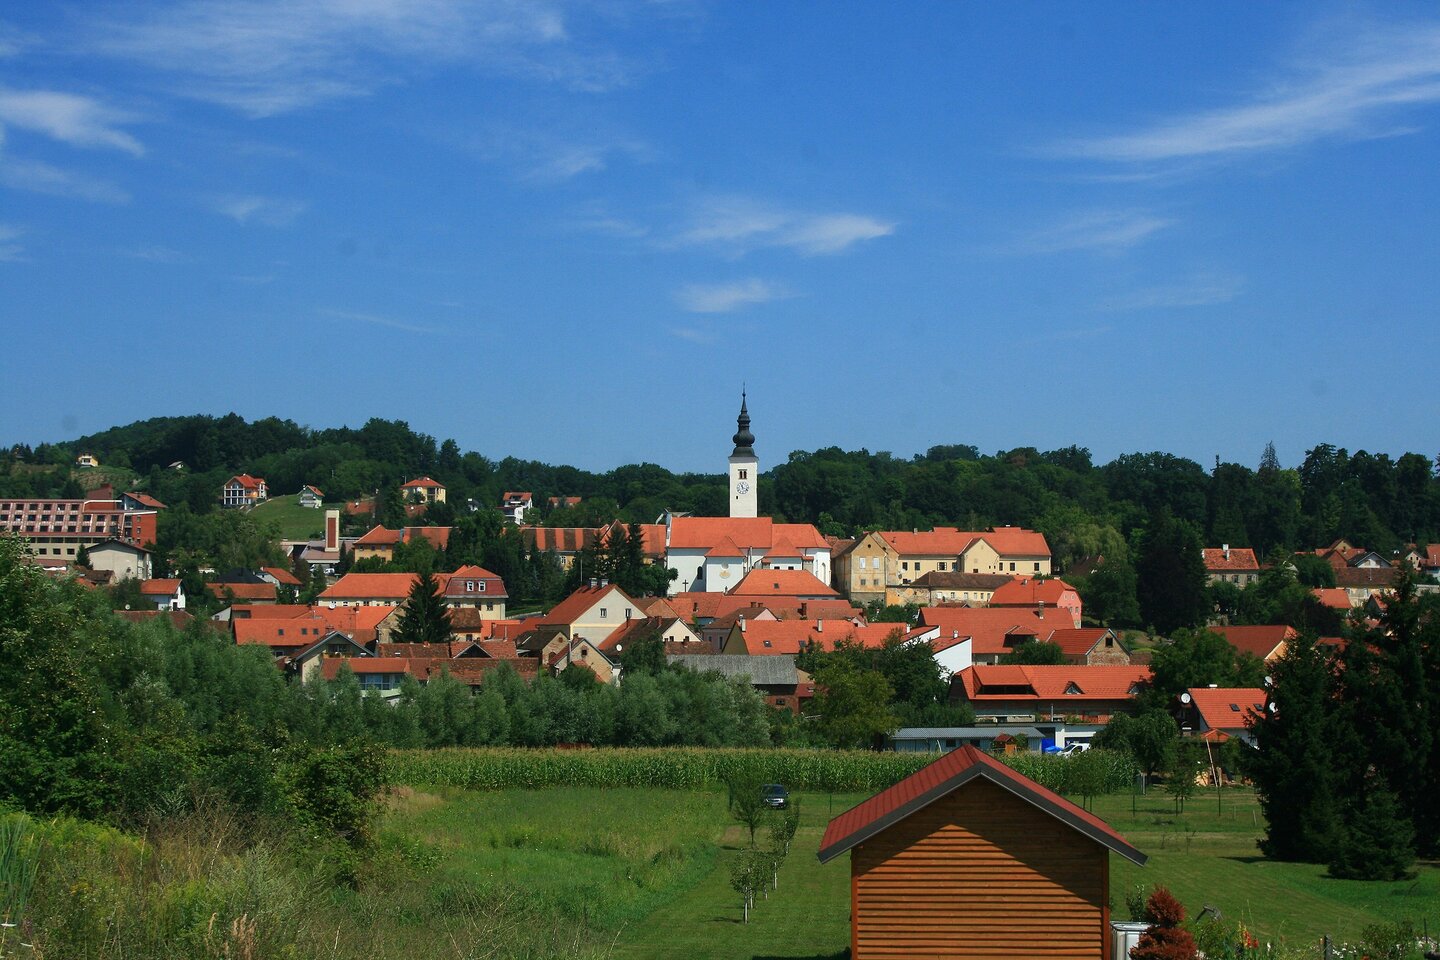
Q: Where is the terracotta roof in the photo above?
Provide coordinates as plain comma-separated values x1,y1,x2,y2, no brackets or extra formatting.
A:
344,498,376,516
124,492,167,509
229,604,312,619
817,745,1145,865
879,526,1051,559
321,657,417,680
207,582,277,601
522,526,601,553
234,617,333,648
636,596,681,619
955,664,1152,701
1049,627,1120,657
666,517,827,551
989,577,1078,606
1210,625,1295,661
1184,686,1265,733
599,521,667,557
1201,547,1260,571
706,536,745,558
1423,544,1440,568
1310,587,1352,610
762,537,802,559
355,525,452,550
534,583,638,628
139,578,182,595
728,569,839,598
226,474,265,489
301,485,324,497
402,476,445,489
921,606,1074,657
732,619,909,655
320,573,420,600
1334,567,1396,589
259,566,300,586
501,491,532,501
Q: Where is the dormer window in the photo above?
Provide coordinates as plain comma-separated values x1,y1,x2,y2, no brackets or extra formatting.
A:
1064,682,1083,695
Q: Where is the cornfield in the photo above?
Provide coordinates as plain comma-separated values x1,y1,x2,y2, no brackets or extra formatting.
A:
388,747,1138,796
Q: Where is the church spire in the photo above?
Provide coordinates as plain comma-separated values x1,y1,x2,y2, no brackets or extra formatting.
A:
731,390,755,457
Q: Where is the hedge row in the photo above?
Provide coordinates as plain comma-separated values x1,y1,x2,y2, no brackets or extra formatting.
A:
387,747,1138,795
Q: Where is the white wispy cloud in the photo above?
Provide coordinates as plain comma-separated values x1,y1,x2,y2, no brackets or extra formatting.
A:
0,89,144,155
0,154,130,203
676,196,895,256
1097,274,1245,311
675,278,790,314
320,307,442,335
0,223,25,262
86,0,638,116
469,126,651,183
1018,209,1173,254
0,22,30,58
212,194,307,226
669,325,717,344
1057,19,1440,165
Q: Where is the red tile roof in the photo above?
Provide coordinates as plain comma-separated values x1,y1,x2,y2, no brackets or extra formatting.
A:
1202,547,1260,571
234,617,332,648
666,517,827,550
208,582,277,601
533,583,638,628
522,526,601,554
402,476,445,489
1209,625,1295,661
124,492,167,509
989,577,1078,606
1310,587,1352,610
955,664,1151,701
1049,627,1117,657
817,745,1145,865
879,526,1051,558
706,535,745,558
732,619,909,655
1423,545,1440,569
921,606,1075,656
139,578,182,595
354,525,452,550
1184,686,1265,733
229,604,313,619
226,474,265,490
262,566,302,586
729,569,839,598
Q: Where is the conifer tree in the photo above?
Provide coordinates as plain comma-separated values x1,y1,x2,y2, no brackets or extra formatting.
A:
1249,633,1343,861
393,572,451,645
1329,773,1415,880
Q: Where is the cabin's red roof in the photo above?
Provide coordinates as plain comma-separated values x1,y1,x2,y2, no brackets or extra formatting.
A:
817,745,1145,865
922,606,1074,656
402,476,445,489
1201,547,1260,571
989,577,1077,606
1184,686,1265,732
262,566,302,586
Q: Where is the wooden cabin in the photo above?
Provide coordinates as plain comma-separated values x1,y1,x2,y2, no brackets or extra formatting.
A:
818,745,1146,959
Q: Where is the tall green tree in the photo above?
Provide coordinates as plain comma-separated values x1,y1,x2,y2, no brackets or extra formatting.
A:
392,572,451,645
1137,509,1209,634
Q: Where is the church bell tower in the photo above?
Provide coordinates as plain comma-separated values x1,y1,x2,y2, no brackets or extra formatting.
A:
728,392,758,518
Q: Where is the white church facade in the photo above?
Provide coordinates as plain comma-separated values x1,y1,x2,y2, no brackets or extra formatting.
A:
661,395,832,594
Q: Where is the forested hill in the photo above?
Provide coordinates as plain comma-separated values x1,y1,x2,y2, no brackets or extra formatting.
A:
5,413,1438,565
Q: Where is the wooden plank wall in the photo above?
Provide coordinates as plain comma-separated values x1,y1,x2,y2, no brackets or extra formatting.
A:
851,778,1107,960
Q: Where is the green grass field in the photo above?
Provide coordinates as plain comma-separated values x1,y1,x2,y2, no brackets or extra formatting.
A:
250,494,341,539
381,782,1438,959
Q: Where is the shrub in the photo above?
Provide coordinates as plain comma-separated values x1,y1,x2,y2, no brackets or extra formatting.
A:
1131,886,1197,960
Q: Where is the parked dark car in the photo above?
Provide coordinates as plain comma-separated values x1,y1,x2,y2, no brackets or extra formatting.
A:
761,784,789,809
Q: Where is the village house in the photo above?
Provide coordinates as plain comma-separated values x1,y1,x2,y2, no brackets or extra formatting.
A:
1202,545,1261,587
726,568,840,601
500,490,533,523
662,516,832,594
319,565,507,616
950,664,1152,724
884,570,1012,607
719,618,936,656
520,521,667,570
1174,686,1266,747
350,524,452,564
921,605,1078,667
207,581,278,604
75,452,100,468
1050,627,1132,666
298,485,325,508
221,474,268,508
547,496,582,510
85,539,153,582
138,578,186,611
818,744,1145,960
988,577,1083,627
668,654,813,713
401,476,447,504
836,526,1053,605
1209,624,1295,663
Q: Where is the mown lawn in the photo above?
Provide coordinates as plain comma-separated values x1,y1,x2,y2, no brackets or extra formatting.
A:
387,782,1439,959
250,493,338,539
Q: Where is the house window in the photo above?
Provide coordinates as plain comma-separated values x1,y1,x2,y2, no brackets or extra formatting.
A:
1034,562,1041,572
901,562,909,570
600,608,607,618
938,562,947,571
1009,562,1016,571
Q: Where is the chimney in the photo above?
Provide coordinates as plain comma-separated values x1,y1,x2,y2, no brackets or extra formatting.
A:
600,577,608,588
738,615,746,633
325,509,340,552
816,618,824,633
589,578,597,589
1223,543,1230,560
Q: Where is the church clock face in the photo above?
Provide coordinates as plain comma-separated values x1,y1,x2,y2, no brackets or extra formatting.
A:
735,480,750,495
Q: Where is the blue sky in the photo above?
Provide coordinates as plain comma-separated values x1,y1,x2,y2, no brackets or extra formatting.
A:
2,2,1438,473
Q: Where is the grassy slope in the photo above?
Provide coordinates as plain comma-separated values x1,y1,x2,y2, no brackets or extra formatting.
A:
390,783,1438,960
250,494,339,540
